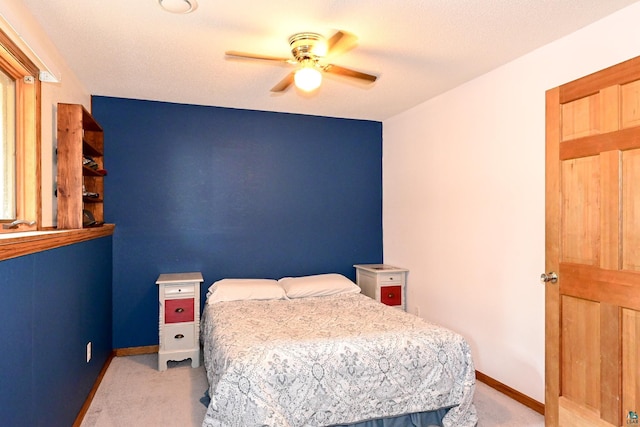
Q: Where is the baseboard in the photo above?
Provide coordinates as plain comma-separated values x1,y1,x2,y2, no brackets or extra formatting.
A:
475,370,545,415
114,345,159,356
72,350,115,427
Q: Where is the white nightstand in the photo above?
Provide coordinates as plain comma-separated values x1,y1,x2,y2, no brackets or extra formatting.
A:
156,272,203,371
353,264,408,311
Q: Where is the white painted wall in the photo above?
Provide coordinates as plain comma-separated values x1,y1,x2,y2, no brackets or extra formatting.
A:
383,2,640,403
0,1,90,227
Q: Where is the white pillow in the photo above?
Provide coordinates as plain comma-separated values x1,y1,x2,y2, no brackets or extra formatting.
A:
206,279,287,304
278,273,360,299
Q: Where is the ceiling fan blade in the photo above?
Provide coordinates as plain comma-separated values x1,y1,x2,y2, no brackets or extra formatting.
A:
326,31,358,57
226,51,292,63
271,72,295,92
323,64,377,82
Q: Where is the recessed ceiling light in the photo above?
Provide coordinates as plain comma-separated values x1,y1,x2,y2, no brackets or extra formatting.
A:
158,0,198,14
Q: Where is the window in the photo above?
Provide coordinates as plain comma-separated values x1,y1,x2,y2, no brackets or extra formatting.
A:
0,25,113,258
0,28,40,233
0,68,16,219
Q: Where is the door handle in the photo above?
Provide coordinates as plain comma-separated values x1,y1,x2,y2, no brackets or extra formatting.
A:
540,272,558,284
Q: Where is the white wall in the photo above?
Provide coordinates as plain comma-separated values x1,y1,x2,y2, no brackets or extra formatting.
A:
383,2,640,403
0,1,90,227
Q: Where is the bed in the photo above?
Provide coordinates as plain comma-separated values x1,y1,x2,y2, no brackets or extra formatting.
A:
200,274,478,427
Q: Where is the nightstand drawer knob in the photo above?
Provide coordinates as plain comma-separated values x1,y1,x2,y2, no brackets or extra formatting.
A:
174,334,184,339
388,293,394,298
175,307,184,313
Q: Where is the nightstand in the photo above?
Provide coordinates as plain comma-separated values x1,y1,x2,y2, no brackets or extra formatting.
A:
353,264,408,310
156,272,203,371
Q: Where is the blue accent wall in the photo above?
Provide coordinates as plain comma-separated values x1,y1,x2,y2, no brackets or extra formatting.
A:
92,97,383,349
0,237,112,427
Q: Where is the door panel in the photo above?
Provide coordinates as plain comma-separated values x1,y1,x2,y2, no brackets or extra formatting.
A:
622,309,640,424
561,156,600,265
559,396,617,427
599,151,621,270
623,149,640,271
546,56,640,427
560,295,600,409
561,93,600,140
621,80,640,129
600,303,621,423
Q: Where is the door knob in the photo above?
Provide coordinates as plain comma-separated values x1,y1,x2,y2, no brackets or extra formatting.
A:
540,272,558,284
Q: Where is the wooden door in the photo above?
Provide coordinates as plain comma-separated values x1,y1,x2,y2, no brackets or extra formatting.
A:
545,56,640,427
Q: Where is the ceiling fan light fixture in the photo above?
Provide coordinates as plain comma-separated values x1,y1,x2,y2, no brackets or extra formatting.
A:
158,0,197,14
226,30,377,94
294,66,322,92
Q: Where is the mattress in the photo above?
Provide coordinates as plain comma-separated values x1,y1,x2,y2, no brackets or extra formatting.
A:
200,292,477,427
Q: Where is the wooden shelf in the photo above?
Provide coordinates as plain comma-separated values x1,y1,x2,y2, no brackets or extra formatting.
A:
82,166,105,177
82,139,102,157
57,103,105,229
83,197,103,203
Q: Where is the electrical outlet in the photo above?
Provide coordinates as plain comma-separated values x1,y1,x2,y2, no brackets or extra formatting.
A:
414,306,421,316
86,342,92,363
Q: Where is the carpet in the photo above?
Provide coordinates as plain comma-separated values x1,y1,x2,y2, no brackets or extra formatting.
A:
81,354,544,427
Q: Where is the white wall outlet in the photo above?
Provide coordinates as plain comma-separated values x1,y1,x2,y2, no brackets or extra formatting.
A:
414,306,421,316
86,341,92,363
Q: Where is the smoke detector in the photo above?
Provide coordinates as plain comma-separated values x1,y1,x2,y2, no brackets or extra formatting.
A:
158,0,198,14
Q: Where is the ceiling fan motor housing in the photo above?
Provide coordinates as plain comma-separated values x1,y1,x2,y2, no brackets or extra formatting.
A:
289,33,326,62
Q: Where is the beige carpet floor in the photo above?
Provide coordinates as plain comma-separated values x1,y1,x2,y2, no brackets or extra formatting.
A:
81,354,544,427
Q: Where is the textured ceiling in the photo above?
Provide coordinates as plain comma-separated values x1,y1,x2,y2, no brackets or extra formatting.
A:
17,0,640,121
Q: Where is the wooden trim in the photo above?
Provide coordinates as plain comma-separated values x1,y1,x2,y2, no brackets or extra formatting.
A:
114,345,159,357
545,86,562,427
476,370,545,415
72,351,115,427
0,27,41,234
0,28,40,76
0,224,115,261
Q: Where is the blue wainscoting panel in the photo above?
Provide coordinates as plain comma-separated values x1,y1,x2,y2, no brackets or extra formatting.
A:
92,97,383,349
0,237,112,427
0,255,34,426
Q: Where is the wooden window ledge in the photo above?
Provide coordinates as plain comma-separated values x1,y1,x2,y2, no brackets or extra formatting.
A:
0,224,115,261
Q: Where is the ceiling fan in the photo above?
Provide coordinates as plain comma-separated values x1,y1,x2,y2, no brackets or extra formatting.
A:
225,31,378,93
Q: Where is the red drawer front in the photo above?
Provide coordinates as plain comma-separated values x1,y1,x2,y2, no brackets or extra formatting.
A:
165,298,194,323
380,286,402,306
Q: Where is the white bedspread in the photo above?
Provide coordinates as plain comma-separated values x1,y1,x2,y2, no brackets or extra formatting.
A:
201,293,477,427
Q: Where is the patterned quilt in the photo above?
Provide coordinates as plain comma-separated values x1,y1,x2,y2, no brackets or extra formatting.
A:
201,293,478,427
